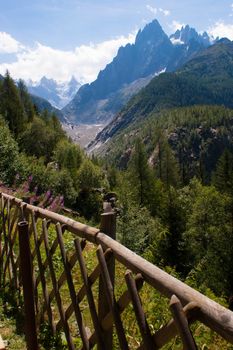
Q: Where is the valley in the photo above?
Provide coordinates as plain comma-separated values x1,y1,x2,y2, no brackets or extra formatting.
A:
62,122,105,148
1,8,233,348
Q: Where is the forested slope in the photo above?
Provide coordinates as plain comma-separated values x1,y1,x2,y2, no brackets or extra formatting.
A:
90,40,233,148
0,72,108,220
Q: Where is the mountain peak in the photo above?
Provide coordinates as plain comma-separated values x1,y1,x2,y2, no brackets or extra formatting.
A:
40,76,54,83
69,75,78,84
135,19,166,45
40,76,57,89
63,19,221,125
216,37,232,45
170,25,211,47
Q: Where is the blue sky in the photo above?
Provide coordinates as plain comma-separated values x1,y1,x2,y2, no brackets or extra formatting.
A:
0,0,233,83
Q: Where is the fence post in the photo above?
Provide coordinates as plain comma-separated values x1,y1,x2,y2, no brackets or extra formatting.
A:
98,209,116,350
18,221,38,350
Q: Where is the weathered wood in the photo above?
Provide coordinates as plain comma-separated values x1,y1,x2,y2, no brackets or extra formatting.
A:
86,274,144,349
75,238,105,349
31,212,56,334
56,223,90,350
97,245,129,350
18,221,39,350
5,199,13,286
46,249,80,313
16,216,37,270
125,270,155,349
1,193,99,242
2,191,233,348
42,220,75,350
96,232,233,343
5,201,18,289
35,230,62,288
169,295,197,350
1,197,9,287
58,248,113,330
98,211,116,350
137,302,200,350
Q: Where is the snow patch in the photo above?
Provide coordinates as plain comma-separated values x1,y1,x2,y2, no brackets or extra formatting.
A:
154,67,166,76
26,76,81,109
170,37,185,45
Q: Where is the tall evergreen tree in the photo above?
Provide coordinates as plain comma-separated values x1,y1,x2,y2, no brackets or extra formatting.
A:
0,71,25,137
155,135,180,189
18,79,34,122
212,149,233,194
128,138,153,207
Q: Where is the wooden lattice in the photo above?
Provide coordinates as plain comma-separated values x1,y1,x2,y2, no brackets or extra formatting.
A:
0,192,233,350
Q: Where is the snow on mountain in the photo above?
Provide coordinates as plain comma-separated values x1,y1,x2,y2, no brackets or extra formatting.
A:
170,25,212,47
170,37,185,45
27,76,81,109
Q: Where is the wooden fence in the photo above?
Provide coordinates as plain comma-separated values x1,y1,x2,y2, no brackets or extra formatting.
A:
1,191,233,349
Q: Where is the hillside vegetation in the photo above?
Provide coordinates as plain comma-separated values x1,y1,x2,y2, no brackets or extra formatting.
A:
91,40,233,147
0,72,108,221
1,68,233,348
99,105,233,180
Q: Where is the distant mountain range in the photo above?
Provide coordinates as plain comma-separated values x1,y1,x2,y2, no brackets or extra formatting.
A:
62,20,214,124
89,39,233,151
27,76,81,109
170,25,212,46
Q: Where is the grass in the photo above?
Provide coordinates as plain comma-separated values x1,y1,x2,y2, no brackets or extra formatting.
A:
0,290,26,349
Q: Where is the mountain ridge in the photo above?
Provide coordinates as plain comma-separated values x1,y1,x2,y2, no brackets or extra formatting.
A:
63,20,212,124
88,40,233,152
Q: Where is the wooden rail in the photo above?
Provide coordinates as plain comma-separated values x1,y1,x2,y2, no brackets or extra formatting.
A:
0,191,233,349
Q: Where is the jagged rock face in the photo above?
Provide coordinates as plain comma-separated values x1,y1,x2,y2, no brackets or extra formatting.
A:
170,25,211,47
82,20,173,97
63,20,210,124
88,41,233,152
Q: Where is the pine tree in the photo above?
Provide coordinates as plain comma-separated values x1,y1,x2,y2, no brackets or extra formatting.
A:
155,135,180,189
128,138,153,207
18,79,34,122
0,71,25,137
212,149,233,194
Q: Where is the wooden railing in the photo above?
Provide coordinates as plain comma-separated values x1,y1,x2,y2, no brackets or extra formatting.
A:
1,191,233,349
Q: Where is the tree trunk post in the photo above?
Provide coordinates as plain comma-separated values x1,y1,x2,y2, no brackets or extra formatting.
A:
98,209,116,350
18,221,38,350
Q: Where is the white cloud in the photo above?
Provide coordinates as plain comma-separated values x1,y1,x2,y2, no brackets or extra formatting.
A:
0,32,136,83
0,32,23,54
146,5,157,15
170,20,184,32
146,4,170,16
208,21,233,40
159,8,170,16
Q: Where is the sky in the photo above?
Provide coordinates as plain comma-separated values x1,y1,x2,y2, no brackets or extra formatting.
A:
0,0,233,84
